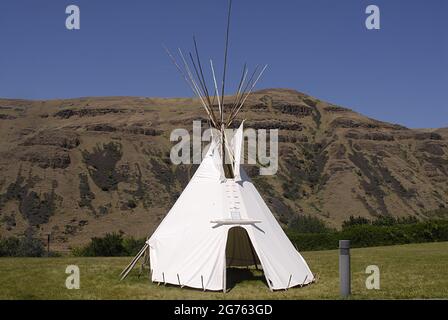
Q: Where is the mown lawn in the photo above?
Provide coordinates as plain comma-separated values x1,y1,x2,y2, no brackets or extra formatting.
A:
0,242,447,299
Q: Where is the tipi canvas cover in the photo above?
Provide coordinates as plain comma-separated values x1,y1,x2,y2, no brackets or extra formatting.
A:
120,0,314,292
147,125,314,291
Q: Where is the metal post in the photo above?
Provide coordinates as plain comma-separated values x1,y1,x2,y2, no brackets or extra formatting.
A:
339,240,351,298
47,233,51,256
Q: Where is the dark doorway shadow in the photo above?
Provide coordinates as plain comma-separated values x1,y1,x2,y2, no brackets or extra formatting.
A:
226,267,267,291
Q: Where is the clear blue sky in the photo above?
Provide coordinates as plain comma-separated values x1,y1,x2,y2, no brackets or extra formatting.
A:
0,0,446,128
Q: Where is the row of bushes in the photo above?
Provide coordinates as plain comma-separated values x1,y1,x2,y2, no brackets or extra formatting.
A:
0,236,46,257
3,216,448,257
0,233,144,257
75,218,448,256
287,219,448,251
72,233,145,257
287,214,423,235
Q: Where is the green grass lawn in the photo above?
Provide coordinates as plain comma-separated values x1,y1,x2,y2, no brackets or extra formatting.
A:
0,242,447,299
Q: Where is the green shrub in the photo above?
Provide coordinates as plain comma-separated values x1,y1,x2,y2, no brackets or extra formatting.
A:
73,233,125,257
0,235,45,257
18,236,46,257
288,215,332,234
0,237,20,256
287,232,338,251
123,237,146,255
72,233,146,257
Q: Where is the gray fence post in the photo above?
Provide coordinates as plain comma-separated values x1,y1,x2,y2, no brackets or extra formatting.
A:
339,240,351,298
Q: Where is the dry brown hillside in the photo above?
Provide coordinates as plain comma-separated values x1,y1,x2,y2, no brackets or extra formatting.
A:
0,89,447,250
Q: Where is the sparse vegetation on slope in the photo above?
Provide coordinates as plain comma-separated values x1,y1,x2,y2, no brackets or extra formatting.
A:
0,89,447,250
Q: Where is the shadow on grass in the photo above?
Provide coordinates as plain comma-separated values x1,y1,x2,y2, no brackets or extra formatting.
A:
138,267,268,293
226,267,267,291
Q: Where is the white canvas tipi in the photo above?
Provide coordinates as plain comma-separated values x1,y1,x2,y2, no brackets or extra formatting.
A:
120,0,314,291
143,125,314,291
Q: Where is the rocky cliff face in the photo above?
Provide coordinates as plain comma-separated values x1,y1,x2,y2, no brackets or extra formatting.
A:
0,89,447,250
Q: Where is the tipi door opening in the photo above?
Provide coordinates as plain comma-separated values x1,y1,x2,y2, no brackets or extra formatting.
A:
224,226,266,291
